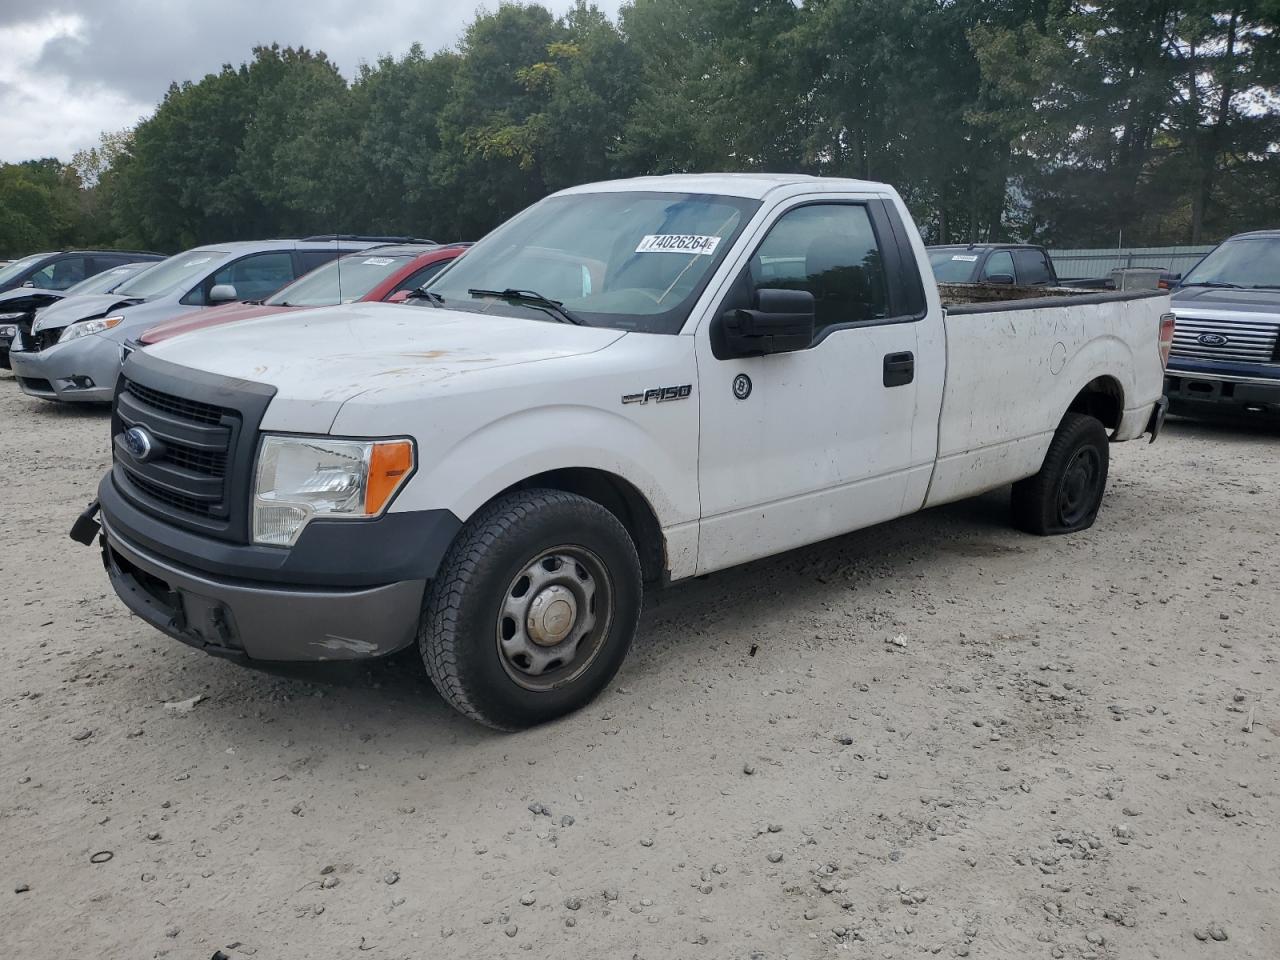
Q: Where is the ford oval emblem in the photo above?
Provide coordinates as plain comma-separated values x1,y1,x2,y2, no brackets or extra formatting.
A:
1197,333,1229,346
124,426,156,462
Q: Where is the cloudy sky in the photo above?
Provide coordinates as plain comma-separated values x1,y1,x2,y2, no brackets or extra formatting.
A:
0,0,622,164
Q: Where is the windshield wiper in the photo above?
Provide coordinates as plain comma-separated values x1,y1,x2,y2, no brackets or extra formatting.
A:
407,288,446,307
1249,284,1280,290
1182,281,1241,288
467,288,584,325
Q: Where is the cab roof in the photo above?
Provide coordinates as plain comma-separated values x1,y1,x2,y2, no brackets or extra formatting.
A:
555,172,892,201
181,239,384,256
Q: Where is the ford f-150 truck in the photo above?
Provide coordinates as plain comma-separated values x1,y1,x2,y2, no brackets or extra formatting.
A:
72,174,1173,730
1163,229,1280,418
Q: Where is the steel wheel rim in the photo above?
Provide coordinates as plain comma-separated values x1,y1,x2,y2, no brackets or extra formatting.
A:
1057,446,1101,526
495,545,614,692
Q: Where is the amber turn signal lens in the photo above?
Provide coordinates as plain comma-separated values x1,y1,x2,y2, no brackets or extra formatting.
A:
365,440,414,515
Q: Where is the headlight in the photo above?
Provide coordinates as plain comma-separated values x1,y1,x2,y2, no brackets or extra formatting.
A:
252,435,415,546
0,312,23,321
0,324,15,338
58,315,124,344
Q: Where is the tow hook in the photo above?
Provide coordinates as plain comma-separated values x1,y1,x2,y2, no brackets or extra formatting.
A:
69,499,102,546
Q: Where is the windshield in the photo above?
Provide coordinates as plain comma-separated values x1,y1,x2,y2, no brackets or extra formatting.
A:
114,249,226,300
64,263,151,297
0,253,52,286
267,252,417,307
427,191,760,333
928,249,982,283
1182,237,1280,288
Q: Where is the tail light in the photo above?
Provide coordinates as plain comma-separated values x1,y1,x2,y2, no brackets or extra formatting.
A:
1158,312,1176,368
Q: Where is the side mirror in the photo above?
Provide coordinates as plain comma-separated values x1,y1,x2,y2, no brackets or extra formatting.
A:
21,280,35,288
984,273,1015,285
716,288,815,358
208,283,238,303
386,289,413,304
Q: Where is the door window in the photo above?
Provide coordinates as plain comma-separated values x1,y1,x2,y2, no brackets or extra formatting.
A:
1012,248,1054,285
748,204,889,337
395,260,451,293
207,252,296,302
30,256,87,290
298,250,341,274
981,250,1015,281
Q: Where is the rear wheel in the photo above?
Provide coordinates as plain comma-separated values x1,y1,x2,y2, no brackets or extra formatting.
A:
1011,413,1110,535
419,489,642,730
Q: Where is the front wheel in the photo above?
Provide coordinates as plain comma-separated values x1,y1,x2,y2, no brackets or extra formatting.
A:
1011,413,1110,536
419,489,642,730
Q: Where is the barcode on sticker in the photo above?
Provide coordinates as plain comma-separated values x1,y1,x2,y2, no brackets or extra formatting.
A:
363,257,394,266
951,255,979,262
635,234,721,256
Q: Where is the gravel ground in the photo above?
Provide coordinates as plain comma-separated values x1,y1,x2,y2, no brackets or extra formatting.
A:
3,370,1278,960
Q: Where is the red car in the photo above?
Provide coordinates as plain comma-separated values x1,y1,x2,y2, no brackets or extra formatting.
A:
139,243,468,345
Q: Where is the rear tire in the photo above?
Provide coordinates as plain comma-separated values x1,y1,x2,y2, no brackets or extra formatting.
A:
419,488,642,730
1011,413,1109,536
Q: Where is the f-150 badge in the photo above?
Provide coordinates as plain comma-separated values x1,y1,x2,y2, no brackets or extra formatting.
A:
622,385,692,405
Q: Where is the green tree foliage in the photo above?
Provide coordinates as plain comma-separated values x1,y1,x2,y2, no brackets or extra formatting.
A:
4,0,1278,256
0,160,85,257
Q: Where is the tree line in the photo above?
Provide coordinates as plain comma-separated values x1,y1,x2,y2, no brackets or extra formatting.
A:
2,0,1278,258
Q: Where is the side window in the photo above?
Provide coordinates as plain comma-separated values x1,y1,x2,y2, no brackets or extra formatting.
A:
298,250,339,274
86,255,125,276
209,252,296,302
395,260,451,293
31,256,87,290
748,204,889,336
1013,248,1053,285
981,250,1015,281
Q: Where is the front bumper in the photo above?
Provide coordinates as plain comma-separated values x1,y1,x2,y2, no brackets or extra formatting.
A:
1165,365,1280,417
92,471,462,661
9,331,122,403
102,515,426,661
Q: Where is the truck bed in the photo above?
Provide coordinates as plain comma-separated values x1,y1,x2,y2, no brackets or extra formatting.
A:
939,282,1162,310
925,285,1170,508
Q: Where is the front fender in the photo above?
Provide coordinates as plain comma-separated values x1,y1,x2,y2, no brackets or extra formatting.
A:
395,403,697,528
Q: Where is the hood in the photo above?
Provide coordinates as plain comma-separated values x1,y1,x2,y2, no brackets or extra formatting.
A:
31,292,138,333
140,301,294,345
143,302,627,430
0,287,64,316
1171,286,1280,316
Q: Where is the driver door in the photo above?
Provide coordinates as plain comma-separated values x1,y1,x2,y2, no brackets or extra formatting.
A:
694,197,932,575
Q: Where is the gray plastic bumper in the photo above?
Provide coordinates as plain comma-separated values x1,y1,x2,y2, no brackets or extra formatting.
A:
101,516,425,661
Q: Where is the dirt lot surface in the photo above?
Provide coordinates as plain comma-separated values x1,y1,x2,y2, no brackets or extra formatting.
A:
3,373,1278,960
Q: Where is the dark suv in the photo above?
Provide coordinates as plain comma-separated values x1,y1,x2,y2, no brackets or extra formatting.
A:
0,250,163,294
927,244,1059,286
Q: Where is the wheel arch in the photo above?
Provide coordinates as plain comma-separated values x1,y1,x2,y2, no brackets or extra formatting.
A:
497,467,667,584
1066,374,1125,434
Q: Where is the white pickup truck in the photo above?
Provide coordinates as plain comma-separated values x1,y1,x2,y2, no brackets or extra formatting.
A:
74,174,1174,729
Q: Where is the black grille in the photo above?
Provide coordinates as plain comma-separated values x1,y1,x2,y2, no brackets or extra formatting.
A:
111,354,275,543
124,379,225,425
114,378,235,528
164,445,227,476
128,473,221,517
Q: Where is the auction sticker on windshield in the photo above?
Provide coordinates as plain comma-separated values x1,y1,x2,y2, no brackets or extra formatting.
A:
952,255,979,262
363,257,395,266
635,234,722,255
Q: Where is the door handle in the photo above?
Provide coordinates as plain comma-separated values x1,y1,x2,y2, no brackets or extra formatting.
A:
883,351,914,387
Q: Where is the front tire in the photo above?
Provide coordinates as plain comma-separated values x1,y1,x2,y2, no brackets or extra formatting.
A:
1011,413,1110,535
419,489,642,730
